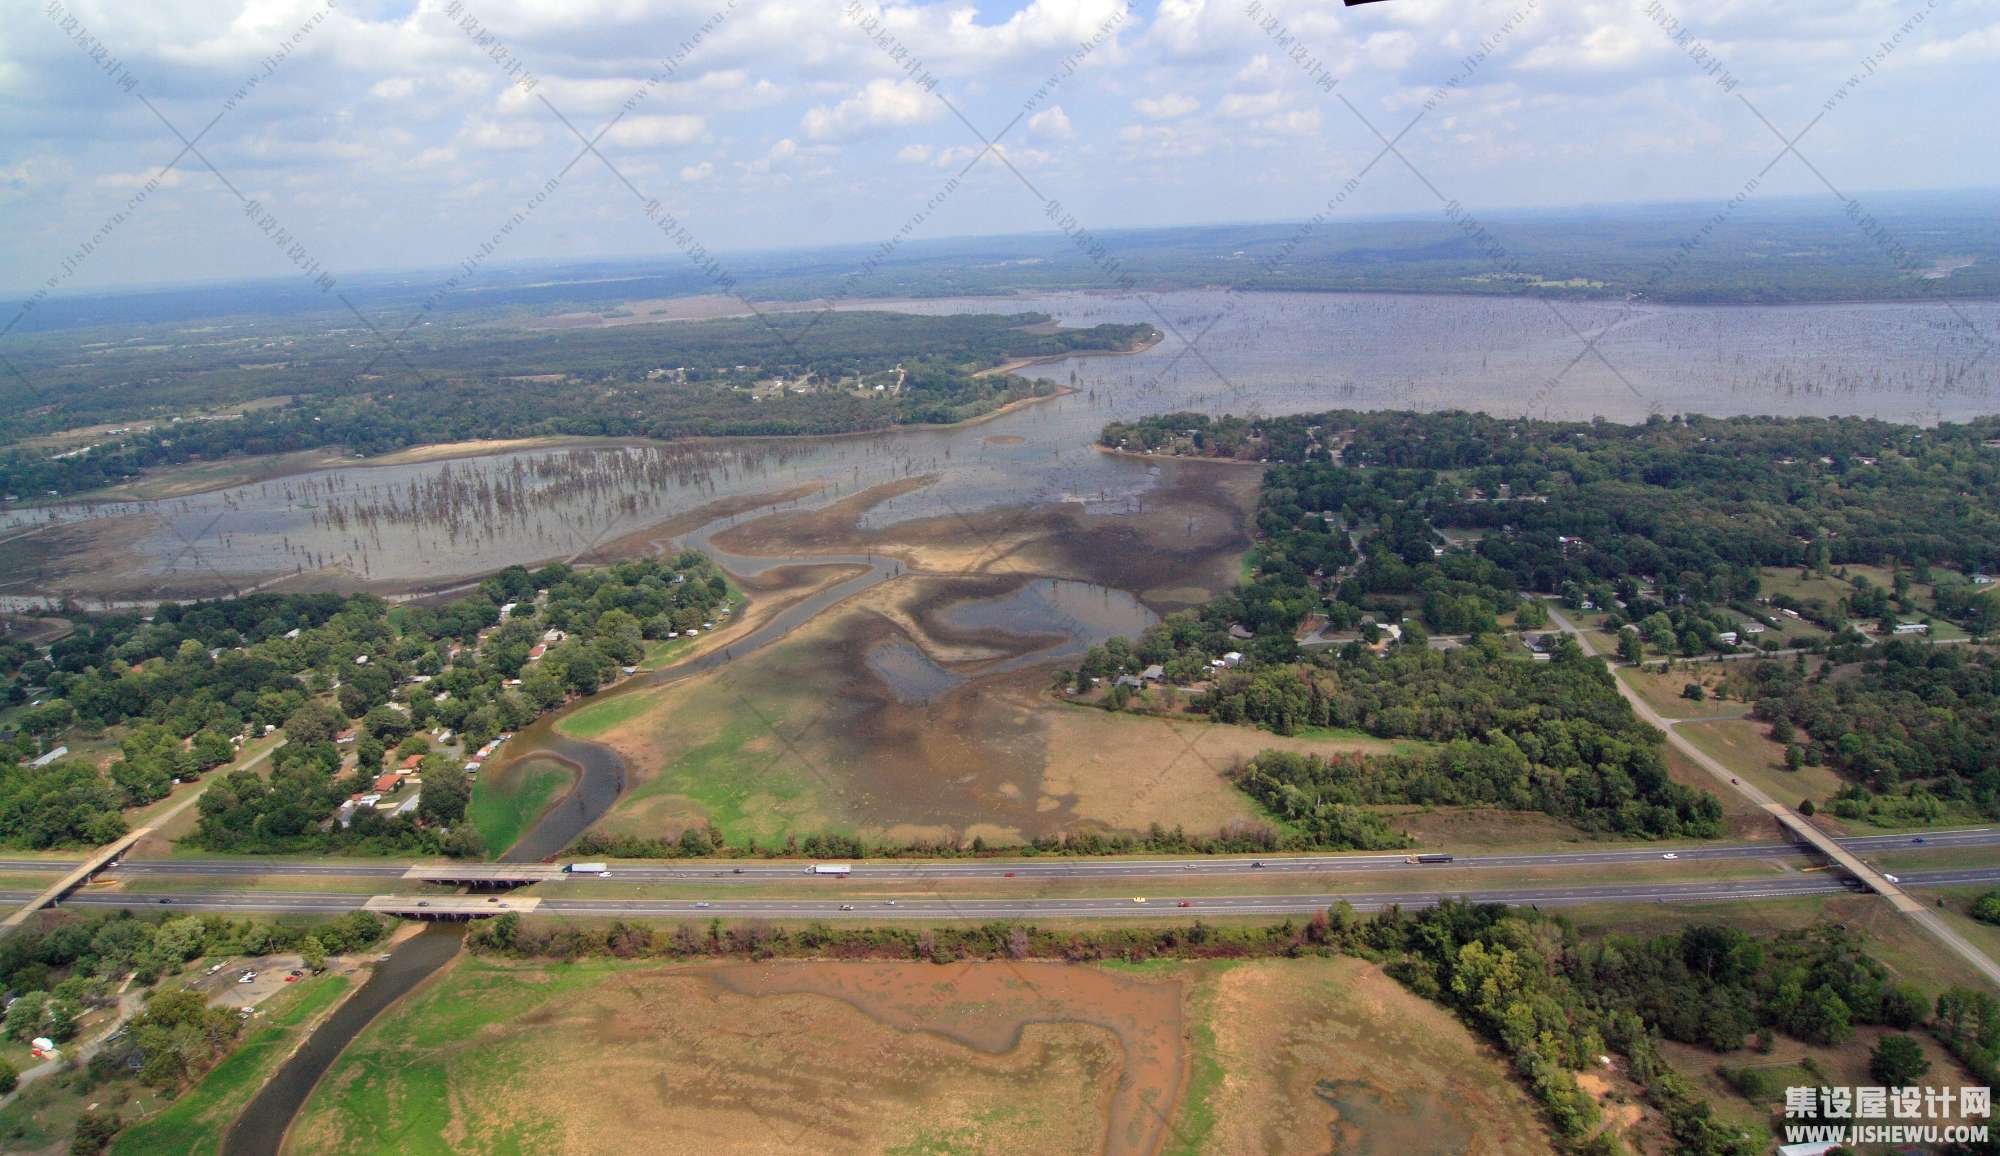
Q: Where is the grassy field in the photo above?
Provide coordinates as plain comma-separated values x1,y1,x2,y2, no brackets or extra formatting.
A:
1153,957,1552,1156
468,757,576,858
285,956,1182,1155
283,952,1554,1156
1615,664,1755,721
553,691,662,741
108,974,352,1156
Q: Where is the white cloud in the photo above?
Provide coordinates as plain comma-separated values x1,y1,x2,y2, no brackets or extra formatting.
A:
802,79,940,140
605,115,707,148
680,161,715,182
896,144,933,164
1029,106,1074,139
463,118,545,151
1135,93,1199,119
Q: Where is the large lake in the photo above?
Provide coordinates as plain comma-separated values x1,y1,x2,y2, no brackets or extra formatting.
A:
7,289,1995,596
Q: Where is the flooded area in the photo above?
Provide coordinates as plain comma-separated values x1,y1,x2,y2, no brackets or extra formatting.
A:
4,290,1993,601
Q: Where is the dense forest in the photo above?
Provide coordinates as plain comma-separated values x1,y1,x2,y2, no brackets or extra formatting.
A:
0,553,730,852
0,310,1154,497
1075,408,2000,843
1735,643,2000,824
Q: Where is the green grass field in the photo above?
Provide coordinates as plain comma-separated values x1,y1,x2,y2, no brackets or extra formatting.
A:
468,758,574,858
552,691,657,740
107,974,351,1156
289,958,608,1154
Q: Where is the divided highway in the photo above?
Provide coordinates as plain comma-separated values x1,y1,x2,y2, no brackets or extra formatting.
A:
11,866,2000,920
0,826,1992,883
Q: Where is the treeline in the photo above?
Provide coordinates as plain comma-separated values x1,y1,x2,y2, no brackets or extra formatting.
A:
1108,409,2000,594
1074,616,1718,843
467,901,1941,1153
5,552,731,852
571,816,1301,860
1740,642,2000,821
0,311,1154,497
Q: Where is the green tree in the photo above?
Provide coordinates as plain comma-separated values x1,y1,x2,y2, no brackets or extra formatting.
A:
299,935,327,973
1617,630,1644,665
1869,1034,1931,1086
4,992,47,1040
70,1109,121,1155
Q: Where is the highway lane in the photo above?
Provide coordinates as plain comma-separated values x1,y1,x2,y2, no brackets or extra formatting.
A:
16,866,2000,920
0,826,1993,883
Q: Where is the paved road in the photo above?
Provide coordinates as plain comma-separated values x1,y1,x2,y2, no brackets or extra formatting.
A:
2,825,1992,884
1548,603,2000,988
11,866,2000,920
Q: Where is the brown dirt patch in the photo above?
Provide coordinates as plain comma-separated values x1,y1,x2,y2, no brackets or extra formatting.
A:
1193,958,1554,1155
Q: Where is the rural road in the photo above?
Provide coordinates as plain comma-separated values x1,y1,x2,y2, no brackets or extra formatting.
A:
1546,603,2000,988
1,826,1993,882
10,866,2000,919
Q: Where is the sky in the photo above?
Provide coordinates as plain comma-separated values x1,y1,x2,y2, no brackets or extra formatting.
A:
1,0,1996,298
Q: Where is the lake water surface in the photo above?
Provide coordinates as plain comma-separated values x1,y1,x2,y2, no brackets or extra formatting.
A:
5,289,1993,596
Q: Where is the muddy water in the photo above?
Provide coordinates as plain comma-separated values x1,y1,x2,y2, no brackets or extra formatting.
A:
10,291,1992,598
938,576,1156,672
223,923,464,1156
492,524,905,858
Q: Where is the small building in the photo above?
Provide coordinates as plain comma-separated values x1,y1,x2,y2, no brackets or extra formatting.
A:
499,602,518,620
1140,664,1165,681
1894,622,1931,635
1973,573,1995,586
400,754,424,771
1716,631,1738,645
1222,651,1244,667
1741,622,1766,634
334,728,358,744
282,627,301,639
1781,608,1802,619
527,644,548,661
27,746,69,768
373,771,404,794
1227,624,1254,641
1114,674,1144,689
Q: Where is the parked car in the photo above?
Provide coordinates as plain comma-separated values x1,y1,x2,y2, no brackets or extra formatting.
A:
1661,853,1678,860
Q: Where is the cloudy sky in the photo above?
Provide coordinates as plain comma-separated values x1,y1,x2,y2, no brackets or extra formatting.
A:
2,0,1995,296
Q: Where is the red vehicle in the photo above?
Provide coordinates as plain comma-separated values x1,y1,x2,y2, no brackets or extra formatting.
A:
1003,871,1016,878
1176,900,1192,908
